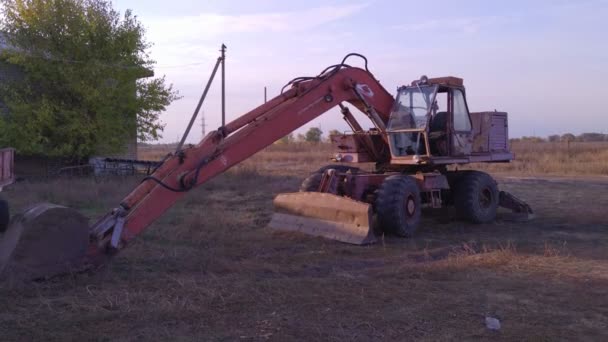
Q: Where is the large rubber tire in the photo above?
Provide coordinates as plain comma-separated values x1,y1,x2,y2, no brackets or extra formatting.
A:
375,175,421,237
453,171,499,223
299,165,361,192
0,199,9,233
299,172,324,192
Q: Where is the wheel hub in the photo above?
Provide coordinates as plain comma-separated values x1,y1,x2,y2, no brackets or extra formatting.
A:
479,188,493,208
405,196,416,216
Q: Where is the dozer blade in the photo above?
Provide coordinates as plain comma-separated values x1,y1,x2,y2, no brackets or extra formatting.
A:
0,203,89,281
268,192,376,245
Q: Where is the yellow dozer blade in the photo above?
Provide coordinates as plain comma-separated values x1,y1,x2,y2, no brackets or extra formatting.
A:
268,192,376,245
0,203,89,281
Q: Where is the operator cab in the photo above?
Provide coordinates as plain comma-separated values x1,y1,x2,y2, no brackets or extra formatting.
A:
387,76,473,163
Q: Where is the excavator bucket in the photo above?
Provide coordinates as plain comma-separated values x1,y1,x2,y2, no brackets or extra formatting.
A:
0,203,89,281
268,192,376,245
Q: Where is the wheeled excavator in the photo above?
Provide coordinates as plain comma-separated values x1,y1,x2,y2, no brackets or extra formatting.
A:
0,54,532,281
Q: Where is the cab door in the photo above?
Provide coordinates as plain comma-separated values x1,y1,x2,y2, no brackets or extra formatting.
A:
450,88,473,156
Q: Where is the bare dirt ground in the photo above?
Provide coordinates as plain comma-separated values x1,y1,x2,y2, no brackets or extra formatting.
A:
1,148,607,341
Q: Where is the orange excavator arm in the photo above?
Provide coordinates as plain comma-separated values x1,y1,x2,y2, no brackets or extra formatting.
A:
86,60,395,264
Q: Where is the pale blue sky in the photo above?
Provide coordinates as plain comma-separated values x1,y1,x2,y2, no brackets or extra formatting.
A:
114,0,608,143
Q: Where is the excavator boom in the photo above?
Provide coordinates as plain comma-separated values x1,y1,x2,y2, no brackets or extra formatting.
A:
110,66,393,248
0,56,395,280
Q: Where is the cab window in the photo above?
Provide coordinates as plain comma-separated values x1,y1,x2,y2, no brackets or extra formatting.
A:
453,89,471,131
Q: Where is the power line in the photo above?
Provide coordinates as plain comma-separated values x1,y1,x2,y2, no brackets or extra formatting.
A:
156,61,210,69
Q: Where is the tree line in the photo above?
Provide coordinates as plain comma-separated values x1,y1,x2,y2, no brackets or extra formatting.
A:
512,133,608,143
276,127,342,144
279,129,608,145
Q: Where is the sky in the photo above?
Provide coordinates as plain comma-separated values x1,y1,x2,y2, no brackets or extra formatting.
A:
113,0,608,143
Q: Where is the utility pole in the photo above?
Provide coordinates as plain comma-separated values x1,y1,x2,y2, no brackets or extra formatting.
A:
264,86,267,103
175,45,224,153
221,44,226,127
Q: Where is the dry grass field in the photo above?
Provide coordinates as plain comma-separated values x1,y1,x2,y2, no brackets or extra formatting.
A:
469,141,608,176
1,141,607,341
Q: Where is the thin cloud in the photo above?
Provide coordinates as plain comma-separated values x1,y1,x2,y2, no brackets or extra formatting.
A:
147,3,368,44
392,15,515,34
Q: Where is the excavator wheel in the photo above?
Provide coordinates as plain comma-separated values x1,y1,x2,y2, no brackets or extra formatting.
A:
375,175,421,237
0,203,89,281
299,173,323,192
0,199,9,233
453,171,499,223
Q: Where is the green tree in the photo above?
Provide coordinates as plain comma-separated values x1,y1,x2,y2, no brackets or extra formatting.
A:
0,0,179,158
304,127,323,143
328,129,341,136
561,133,576,142
520,136,545,143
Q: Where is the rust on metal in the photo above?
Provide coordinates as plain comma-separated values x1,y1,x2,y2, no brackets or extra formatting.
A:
330,133,387,163
412,173,450,192
411,76,464,87
114,66,395,246
269,192,376,245
470,111,509,154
